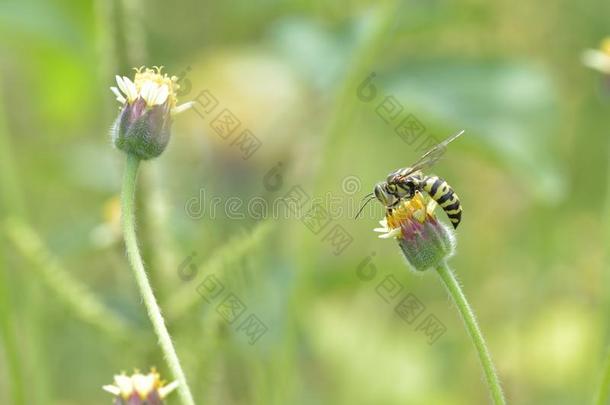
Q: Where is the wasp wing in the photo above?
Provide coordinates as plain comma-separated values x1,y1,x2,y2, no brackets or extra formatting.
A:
398,130,465,178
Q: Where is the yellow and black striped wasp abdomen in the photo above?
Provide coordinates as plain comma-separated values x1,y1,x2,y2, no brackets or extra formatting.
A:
422,176,462,229
362,130,465,225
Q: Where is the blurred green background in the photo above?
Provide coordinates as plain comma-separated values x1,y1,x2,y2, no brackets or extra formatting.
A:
1,0,609,404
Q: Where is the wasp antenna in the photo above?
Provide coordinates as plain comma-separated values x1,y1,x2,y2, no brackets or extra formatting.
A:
448,129,465,143
359,192,374,202
354,195,376,219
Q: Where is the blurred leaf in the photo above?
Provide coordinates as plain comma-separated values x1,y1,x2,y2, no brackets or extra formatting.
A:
0,0,84,49
268,17,355,91
269,10,388,93
384,60,565,204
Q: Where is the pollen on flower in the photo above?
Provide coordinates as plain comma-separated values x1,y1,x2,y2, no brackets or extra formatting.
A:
386,192,434,230
373,192,438,239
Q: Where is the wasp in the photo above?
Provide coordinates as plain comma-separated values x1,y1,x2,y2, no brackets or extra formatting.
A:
356,130,464,228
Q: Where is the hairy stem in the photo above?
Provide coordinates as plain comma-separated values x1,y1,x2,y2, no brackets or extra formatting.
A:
121,154,196,405
435,261,506,405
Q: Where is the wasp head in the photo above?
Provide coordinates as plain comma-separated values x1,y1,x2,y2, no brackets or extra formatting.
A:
374,182,399,207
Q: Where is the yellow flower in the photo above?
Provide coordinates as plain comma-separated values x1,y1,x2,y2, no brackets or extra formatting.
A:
111,66,192,113
103,369,178,405
373,192,438,238
374,192,455,271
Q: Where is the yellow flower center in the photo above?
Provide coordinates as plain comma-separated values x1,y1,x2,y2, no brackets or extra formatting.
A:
386,192,434,229
133,66,179,108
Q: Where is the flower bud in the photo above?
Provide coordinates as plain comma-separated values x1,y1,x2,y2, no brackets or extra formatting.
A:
110,67,193,160
374,192,455,271
103,369,178,405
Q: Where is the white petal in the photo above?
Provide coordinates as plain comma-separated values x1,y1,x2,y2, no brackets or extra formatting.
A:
141,81,158,105
378,218,388,227
147,86,159,105
582,49,610,74
115,75,126,93
159,381,179,398
110,86,121,97
388,228,401,237
139,82,151,103
373,227,388,233
378,228,401,239
139,81,150,101
172,101,193,115
102,384,121,395
122,76,138,102
110,87,126,103
154,84,169,105
114,375,133,393
132,373,155,394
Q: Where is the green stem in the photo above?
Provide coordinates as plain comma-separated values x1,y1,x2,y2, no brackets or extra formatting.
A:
596,351,610,405
597,136,610,405
435,261,506,405
121,154,196,405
